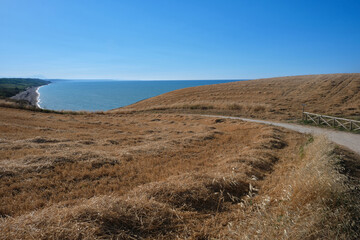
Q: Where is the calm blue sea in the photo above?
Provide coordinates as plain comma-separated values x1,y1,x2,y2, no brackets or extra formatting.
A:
38,80,242,111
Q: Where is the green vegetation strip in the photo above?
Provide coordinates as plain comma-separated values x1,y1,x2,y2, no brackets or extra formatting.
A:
0,78,50,98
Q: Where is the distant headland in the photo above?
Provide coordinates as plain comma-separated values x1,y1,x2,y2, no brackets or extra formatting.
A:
0,78,51,106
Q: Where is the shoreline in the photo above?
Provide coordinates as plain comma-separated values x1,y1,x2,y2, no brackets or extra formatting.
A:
10,86,42,107
35,87,42,108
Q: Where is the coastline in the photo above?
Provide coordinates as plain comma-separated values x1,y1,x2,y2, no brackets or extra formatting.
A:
35,87,42,108
10,86,42,107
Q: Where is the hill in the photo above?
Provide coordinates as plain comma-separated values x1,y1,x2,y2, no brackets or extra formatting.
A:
0,78,50,98
115,73,360,120
0,74,359,239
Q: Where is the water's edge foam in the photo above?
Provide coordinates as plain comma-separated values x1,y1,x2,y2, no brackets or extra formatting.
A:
36,86,43,109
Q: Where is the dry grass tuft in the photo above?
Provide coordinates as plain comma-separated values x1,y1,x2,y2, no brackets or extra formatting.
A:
0,196,182,240
132,173,249,213
222,136,360,240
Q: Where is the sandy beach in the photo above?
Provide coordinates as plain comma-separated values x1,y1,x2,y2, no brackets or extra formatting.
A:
10,86,40,107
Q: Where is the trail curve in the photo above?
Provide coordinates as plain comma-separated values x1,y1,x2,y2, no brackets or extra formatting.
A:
201,115,360,155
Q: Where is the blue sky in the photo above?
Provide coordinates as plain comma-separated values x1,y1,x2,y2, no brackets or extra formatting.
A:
0,0,359,80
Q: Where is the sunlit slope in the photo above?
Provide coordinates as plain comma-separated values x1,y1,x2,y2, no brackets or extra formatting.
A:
115,73,360,120
1,107,358,239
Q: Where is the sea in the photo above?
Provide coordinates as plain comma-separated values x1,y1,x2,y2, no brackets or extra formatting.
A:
37,80,242,111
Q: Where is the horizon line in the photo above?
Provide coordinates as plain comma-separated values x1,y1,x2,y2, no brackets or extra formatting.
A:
1,72,358,81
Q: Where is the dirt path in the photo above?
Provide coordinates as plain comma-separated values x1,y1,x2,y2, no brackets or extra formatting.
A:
202,115,360,155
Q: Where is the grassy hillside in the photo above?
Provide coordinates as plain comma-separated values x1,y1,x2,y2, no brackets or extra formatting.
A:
0,78,50,98
0,107,358,239
0,74,359,239
115,73,360,120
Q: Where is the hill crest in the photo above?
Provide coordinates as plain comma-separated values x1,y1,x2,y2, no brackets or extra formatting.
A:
113,73,360,120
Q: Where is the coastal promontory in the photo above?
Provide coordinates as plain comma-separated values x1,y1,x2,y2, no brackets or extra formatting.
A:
0,78,50,106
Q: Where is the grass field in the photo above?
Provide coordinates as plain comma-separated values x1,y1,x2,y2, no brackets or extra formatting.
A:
0,73,359,239
0,106,359,239
114,73,360,121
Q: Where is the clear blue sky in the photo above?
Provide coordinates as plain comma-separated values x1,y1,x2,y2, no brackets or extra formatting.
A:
0,0,359,80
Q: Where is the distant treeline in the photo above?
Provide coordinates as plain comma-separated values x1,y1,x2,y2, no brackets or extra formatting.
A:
0,78,51,98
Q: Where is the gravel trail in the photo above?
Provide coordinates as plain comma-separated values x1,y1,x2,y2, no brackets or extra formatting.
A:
202,115,360,155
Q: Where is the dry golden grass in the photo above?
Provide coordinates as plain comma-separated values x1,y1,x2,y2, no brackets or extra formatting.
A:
0,80,359,239
113,73,360,120
216,137,360,239
0,107,296,217
0,106,298,238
